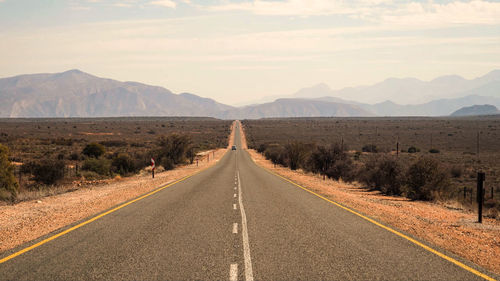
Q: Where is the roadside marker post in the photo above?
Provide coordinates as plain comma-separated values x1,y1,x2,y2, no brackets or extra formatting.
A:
477,172,485,223
151,158,155,179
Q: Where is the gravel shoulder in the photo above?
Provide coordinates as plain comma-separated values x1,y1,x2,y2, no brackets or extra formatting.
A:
0,121,237,254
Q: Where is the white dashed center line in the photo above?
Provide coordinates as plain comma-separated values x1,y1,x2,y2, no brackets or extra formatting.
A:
233,223,238,234
229,264,238,281
237,171,254,281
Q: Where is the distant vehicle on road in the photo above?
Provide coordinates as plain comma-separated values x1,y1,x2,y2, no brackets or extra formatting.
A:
231,145,237,150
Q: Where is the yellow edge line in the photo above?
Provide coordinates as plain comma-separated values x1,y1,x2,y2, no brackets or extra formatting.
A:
255,160,495,281
0,156,219,265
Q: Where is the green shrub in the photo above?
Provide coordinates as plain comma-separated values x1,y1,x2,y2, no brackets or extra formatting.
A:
82,143,106,158
82,158,111,176
31,159,65,185
407,157,450,201
111,153,136,176
429,148,440,153
0,144,18,200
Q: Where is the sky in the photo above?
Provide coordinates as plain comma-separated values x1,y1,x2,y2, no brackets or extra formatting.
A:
0,0,499,105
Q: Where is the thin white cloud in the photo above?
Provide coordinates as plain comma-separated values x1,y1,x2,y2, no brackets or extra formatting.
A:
383,1,500,26
150,0,176,8
113,3,134,8
209,0,500,26
210,0,354,16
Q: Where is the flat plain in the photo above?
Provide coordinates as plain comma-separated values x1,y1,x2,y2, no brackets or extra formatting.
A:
243,116,500,208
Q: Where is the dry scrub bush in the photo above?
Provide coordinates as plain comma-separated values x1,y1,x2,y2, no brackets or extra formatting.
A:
407,157,451,201
0,144,18,201
362,144,378,153
264,144,287,166
307,144,355,182
82,158,111,176
285,141,310,170
22,159,66,186
156,134,192,170
111,153,137,176
450,165,463,178
359,155,406,195
82,143,106,158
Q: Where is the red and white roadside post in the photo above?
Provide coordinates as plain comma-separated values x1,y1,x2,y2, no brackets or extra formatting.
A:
151,158,155,179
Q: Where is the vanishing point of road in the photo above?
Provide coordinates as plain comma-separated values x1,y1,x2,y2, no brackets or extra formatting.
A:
0,122,497,280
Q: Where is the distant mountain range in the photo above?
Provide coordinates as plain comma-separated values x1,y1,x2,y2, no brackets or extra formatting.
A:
291,70,500,104
219,98,374,119
1,69,500,119
451,104,500,116
0,70,233,118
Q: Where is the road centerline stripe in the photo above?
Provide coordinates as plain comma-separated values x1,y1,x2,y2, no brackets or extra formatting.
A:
237,171,254,281
229,263,238,281
233,223,238,234
233,203,237,210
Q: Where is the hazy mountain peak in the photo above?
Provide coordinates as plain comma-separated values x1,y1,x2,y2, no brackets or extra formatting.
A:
481,69,500,80
381,77,421,83
430,74,465,84
293,83,333,98
63,69,85,74
0,70,232,117
451,104,500,116
53,69,95,81
377,100,398,106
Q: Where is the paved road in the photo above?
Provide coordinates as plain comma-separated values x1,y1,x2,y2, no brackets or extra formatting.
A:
0,122,495,280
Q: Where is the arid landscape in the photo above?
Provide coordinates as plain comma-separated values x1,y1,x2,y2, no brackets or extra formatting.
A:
0,117,231,202
1,1,500,279
243,116,500,214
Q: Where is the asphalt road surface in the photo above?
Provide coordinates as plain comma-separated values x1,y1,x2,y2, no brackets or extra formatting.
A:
0,122,496,280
